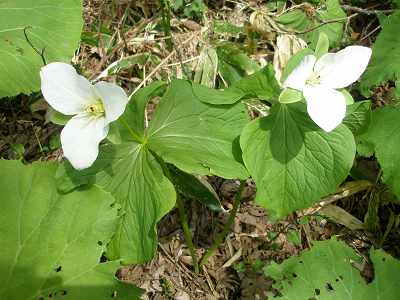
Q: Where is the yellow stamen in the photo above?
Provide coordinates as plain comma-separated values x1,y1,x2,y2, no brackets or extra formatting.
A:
86,100,105,118
306,72,321,86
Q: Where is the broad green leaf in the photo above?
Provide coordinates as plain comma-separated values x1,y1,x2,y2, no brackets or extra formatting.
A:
194,65,281,105
276,0,346,48
278,88,303,104
264,238,400,299
147,80,249,179
232,65,282,101
45,107,71,125
360,11,400,95
57,143,176,264
168,165,223,211
360,248,400,299
0,160,142,300
192,82,244,105
343,101,371,134
240,103,355,218
218,58,243,85
359,107,400,198
119,81,167,141
314,31,329,59
0,0,83,97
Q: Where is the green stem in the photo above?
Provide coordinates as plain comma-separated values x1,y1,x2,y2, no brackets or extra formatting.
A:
199,180,245,267
118,117,143,143
159,0,173,51
176,194,200,274
152,154,199,273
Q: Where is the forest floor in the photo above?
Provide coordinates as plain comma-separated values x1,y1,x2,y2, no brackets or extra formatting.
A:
1,1,399,299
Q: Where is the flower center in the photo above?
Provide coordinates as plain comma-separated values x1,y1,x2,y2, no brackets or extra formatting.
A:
306,72,321,86
86,100,105,118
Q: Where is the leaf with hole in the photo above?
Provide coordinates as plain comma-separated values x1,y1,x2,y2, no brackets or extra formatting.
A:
0,160,142,300
264,238,400,299
56,143,176,264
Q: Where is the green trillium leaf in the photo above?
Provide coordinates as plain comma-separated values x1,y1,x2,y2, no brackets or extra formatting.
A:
147,79,249,179
231,65,282,102
343,100,371,135
265,238,400,299
0,160,142,300
240,103,356,218
314,31,330,59
360,11,400,95
0,0,83,97
168,164,223,212
192,82,245,105
119,81,167,141
359,107,400,199
57,143,176,264
278,88,304,104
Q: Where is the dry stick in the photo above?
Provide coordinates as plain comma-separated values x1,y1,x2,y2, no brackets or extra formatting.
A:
129,34,195,97
360,25,381,42
294,13,358,35
342,4,395,16
199,180,246,267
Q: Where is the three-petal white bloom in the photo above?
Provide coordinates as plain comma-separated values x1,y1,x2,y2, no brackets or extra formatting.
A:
40,62,128,170
283,46,372,132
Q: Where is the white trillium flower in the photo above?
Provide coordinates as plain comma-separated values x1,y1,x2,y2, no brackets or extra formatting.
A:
283,46,372,132
40,62,128,170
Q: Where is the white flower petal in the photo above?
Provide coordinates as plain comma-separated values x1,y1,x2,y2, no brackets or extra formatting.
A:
40,62,97,115
61,115,109,170
94,82,129,124
303,85,346,132
283,55,316,91
314,46,372,89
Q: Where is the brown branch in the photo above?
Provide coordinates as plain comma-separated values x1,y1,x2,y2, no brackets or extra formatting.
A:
342,4,396,16
294,13,358,35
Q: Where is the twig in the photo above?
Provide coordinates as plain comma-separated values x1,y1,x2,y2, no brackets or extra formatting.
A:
360,25,381,42
342,5,395,16
294,13,358,35
129,34,195,97
158,243,196,282
199,180,245,267
23,126,59,159
163,56,200,68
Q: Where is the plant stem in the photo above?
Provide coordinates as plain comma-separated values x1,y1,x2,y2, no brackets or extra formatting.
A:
176,194,200,274
151,155,200,274
199,180,245,267
159,0,173,51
